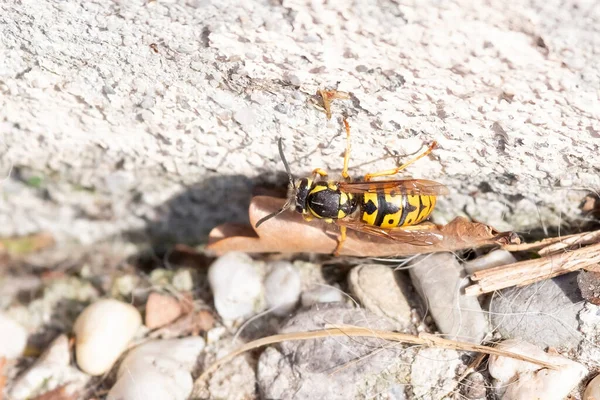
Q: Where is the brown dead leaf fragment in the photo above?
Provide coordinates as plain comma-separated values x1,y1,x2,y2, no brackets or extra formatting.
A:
145,292,183,329
318,89,350,120
207,196,517,257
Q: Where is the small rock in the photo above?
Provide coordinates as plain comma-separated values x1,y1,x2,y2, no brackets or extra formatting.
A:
584,374,600,400
145,292,183,329
301,285,344,307
73,299,142,375
410,348,462,399
108,337,205,400
257,303,403,399
460,372,487,400
578,270,600,305
409,253,490,343
10,335,89,400
233,107,258,126
264,261,301,316
463,249,517,274
488,339,587,400
172,269,194,292
0,312,28,359
208,252,263,321
489,272,584,349
347,264,412,330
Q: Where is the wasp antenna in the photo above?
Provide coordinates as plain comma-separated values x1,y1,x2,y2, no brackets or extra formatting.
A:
254,199,291,228
278,138,295,189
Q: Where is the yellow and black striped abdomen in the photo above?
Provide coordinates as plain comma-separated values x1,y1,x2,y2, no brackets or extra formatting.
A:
360,192,437,228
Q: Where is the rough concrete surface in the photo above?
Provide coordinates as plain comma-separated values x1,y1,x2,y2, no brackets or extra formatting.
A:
1,0,599,247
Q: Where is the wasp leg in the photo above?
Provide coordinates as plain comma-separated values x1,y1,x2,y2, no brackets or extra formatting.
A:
312,168,328,178
333,225,347,256
342,119,352,181
364,141,437,181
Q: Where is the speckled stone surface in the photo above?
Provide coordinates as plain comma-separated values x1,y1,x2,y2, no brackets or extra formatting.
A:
1,0,598,245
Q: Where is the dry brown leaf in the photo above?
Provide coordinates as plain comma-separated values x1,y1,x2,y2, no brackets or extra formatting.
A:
145,292,183,329
207,196,518,257
318,89,350,120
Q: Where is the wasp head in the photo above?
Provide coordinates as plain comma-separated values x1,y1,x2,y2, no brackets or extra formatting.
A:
294,177,312,214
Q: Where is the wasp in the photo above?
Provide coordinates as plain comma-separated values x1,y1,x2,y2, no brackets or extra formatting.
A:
255,120,449,255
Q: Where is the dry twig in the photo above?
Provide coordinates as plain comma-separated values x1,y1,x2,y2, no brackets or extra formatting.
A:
467,241,600,296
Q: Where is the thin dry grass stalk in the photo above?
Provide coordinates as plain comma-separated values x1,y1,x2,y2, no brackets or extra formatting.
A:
196,325,557,385
503,229,600,254
207,196,517,257
467,241,600,296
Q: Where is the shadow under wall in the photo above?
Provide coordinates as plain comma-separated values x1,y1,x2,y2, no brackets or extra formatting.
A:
122,172,289,253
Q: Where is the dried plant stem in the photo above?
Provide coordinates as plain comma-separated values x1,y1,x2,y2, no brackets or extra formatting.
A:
467,241,600,296
503,229,600,254
196,325,557,384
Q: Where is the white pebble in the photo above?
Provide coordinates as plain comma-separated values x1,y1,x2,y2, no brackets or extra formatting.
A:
10,335,89,400
208,252,263,321
584,374,600,400
73,299,142,375
488,339,587,400
0,312,27,359
172,269,194,292
301,286,344,307
107,337,205,400
264,261,301,316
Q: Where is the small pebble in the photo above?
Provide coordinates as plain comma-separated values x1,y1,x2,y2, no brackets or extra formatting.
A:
463,249,517,274
409,253,490,343
301,286,344,307
172,269,194,292
0,312,28,359
584,374,600,400
461,372,487,400
10,335,89,400
208,252,263,321
264,261,301,316
347,264,412,329
488,339,587,400
108,337,205,400
145,292,183,329
73,299,142,375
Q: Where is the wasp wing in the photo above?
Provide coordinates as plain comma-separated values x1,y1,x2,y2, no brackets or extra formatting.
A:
338,179,449,196
335,218,443,246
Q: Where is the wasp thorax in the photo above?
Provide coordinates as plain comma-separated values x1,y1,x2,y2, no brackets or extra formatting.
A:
294,178,312,213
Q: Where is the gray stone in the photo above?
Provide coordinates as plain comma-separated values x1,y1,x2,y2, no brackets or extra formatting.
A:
489,272,584,350
347,264,412,330
463,249,517,274
301,285,344,307
257,303,410,399
409,253,491,343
